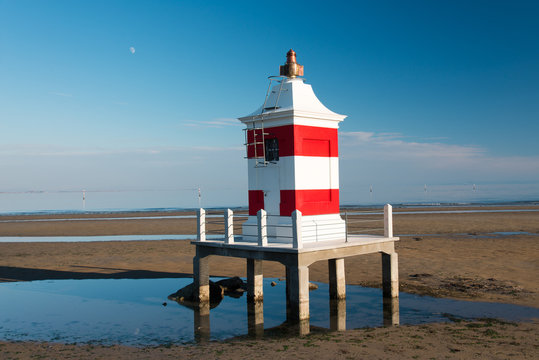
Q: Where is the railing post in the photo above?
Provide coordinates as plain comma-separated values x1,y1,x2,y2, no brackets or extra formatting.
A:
345,211,348,243
225,208,234,244
197,208,206,242
292,210,303,249
384,204,393,238
257,209,267,246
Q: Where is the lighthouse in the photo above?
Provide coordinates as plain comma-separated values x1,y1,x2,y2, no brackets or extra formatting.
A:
191,50,399,329
240,50,347,243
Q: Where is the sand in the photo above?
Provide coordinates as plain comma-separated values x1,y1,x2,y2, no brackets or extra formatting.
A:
0,205,538,359
1,319,537,359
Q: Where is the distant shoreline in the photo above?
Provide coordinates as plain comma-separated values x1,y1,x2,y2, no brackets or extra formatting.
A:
1,199,538,217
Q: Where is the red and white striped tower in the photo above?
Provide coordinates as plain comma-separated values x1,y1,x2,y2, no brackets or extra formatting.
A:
240,50,346,243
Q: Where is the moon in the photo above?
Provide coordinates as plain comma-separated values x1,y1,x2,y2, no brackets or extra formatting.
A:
129,46,136,54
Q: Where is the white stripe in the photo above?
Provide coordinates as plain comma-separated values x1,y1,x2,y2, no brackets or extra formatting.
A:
247,156,339,191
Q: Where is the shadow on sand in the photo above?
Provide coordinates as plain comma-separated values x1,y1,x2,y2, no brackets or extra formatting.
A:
0,265,192,282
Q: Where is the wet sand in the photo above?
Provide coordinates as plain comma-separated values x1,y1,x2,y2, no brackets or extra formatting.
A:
0,205,538,358
1,318,537,359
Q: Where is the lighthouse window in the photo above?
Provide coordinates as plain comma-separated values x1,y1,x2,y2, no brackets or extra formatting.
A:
265,138,279,162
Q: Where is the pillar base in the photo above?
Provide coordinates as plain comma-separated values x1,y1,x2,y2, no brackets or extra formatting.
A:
247,259,263,302
287,265,310,321
382,252,399,298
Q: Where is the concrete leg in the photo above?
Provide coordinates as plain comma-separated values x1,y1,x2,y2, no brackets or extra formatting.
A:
247,301,264,338
383,297,400,326
329,299,346,331
288,265,310,321
382,252,399,298
329,258,346,300
193,255,210,302
285,265,291,321
247,258,263,302
194,301,210,343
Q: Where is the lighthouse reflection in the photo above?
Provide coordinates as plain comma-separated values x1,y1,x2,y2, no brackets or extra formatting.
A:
193,302,211,343
247,301,264,338
330,299,347,331
187,294,399,343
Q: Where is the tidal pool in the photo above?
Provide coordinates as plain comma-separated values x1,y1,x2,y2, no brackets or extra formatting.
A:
1,278,537,346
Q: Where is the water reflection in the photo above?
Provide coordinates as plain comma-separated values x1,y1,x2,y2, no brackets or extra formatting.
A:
330,299,347,331
192,297,393,340
247,301,264,338
193,303,211,343
1,278,538,345
383,297,400,326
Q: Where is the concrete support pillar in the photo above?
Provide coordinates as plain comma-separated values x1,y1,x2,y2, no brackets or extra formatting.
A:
247,258,263,302
328,258,346,300
247,301,264,338
288,265,310,321
329,299,346,331
384,204,393,238
285,265,291,321
224,208,234,244
193,302,210,343
193,255,210,302
257,209,267,246
383,297,400,326
382,252,399,298
292,210,303,249
197,208,206,242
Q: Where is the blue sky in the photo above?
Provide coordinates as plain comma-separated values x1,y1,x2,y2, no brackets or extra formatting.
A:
1,0,538,209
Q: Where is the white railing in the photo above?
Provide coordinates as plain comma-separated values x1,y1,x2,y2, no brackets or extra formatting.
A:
195,204,394,249
342,204,394,239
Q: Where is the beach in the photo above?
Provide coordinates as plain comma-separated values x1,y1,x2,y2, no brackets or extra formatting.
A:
1,205,538,358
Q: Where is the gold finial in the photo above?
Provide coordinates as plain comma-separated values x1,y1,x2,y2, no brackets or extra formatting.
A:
280,49,304,78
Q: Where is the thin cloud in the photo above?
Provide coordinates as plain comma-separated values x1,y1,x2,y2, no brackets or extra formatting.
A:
340,131,539,179
341,131,484,159
184,118,242,128
0,144,242,157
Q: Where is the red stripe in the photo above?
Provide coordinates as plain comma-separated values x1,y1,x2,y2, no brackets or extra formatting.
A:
248,190,264,216
246,125,338,158
280,189,340,216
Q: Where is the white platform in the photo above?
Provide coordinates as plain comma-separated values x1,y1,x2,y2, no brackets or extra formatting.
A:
193,234,399,254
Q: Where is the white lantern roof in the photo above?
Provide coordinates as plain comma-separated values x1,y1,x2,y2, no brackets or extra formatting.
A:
239,50,346,127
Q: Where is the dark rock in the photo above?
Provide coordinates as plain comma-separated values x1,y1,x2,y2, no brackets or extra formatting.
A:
270,281,277,287
168,281,224,308
215,276,246,292
309,282,318,290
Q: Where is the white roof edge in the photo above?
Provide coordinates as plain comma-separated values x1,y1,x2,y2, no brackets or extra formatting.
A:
239,109,347,123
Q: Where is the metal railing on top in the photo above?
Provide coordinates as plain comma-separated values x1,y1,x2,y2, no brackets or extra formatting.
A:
196,204,394,249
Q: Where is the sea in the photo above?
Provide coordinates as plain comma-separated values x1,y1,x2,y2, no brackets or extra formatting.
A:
0,184,538,216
